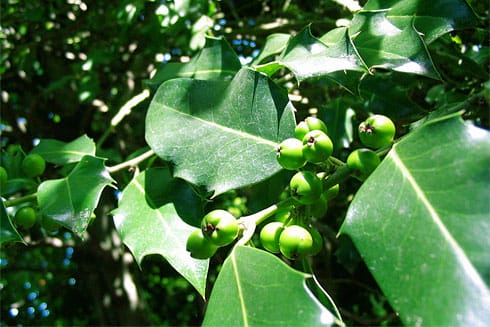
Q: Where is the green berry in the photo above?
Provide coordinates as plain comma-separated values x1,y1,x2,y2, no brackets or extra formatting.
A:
295,117,328,140
302,130,333,163
346,148,381,181
260,222,284,253
279,225,313,260
21,154,46,178
14,206,37,228
186,229,219,259
358,114,396,149
276,138,307,170
309,194,328,218
290,171,323,205
201,210,239,247
308,226,323,256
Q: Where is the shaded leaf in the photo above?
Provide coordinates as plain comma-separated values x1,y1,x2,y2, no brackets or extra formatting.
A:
0,199,24,245
38,156,114,238
340,115,490,325
112,168,208,297
202,246,338,327
145,67,296,197
144,36,242,90
31,135,96,166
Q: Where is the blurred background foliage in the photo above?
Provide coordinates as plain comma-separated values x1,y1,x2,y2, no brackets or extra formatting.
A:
1,0,488,325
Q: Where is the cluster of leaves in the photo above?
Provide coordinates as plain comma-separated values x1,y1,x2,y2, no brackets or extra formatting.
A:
1,0,489,325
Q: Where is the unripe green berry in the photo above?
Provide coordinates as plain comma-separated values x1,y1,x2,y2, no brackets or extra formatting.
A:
279,225,313,260
14,206,37,228
186,229,219,259
201,210,239,247
276,138,307,170
260,222,284,253
21,154,46,178
358,114,396,149
346,148,380,181
295,117,328,140
302,130,333,163
290,171,323,205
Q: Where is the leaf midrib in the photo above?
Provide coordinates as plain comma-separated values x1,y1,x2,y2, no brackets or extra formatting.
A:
390,149,488,290
165,105,278,147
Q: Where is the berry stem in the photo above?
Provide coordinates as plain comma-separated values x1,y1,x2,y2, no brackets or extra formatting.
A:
96,89,151,148
236,197,296,246
4,193,38,207
106,149,156,174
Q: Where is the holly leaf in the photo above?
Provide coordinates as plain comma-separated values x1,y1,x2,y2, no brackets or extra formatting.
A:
251,33,290,65
37,155,115,237
362,0,478,44
340,114,490,326
202,246,339,327
145,67,296,197
31,135,96,166
112,167,208,297
255,26,367,82
0,199,24,245
144,36,242,90
349,10,439,78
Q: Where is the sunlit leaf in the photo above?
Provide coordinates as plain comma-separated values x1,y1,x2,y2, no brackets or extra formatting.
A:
145,36,242,90
38,156,115,238
256,26,367,81
203,246,339,327
362,0,478,44
145,67,296,197
349,10,439,78
31,135,96,166
112,168,208,297
340,115,490,325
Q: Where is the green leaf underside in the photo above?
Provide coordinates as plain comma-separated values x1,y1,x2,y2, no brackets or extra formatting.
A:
145,36,242,90
145,67,296,197
112,168,208,298
31,135,96,166
362,0,478,44
0,199,24,245
255,26,367,82
37,155,114,238
203,246,336,327
340,115,490,326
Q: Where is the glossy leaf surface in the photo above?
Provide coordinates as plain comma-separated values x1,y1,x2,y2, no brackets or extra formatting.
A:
362,0,477,44
256,26,366,81
145,67,296,197
340,115,490,326
37,156,114,237
112,168,208,297
31,135,96,166
203,246,338,327
0,199,24,245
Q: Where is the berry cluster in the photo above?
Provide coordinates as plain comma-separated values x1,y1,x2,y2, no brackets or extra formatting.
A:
2,150,61,233
185,114,395,261
186,210,239,259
